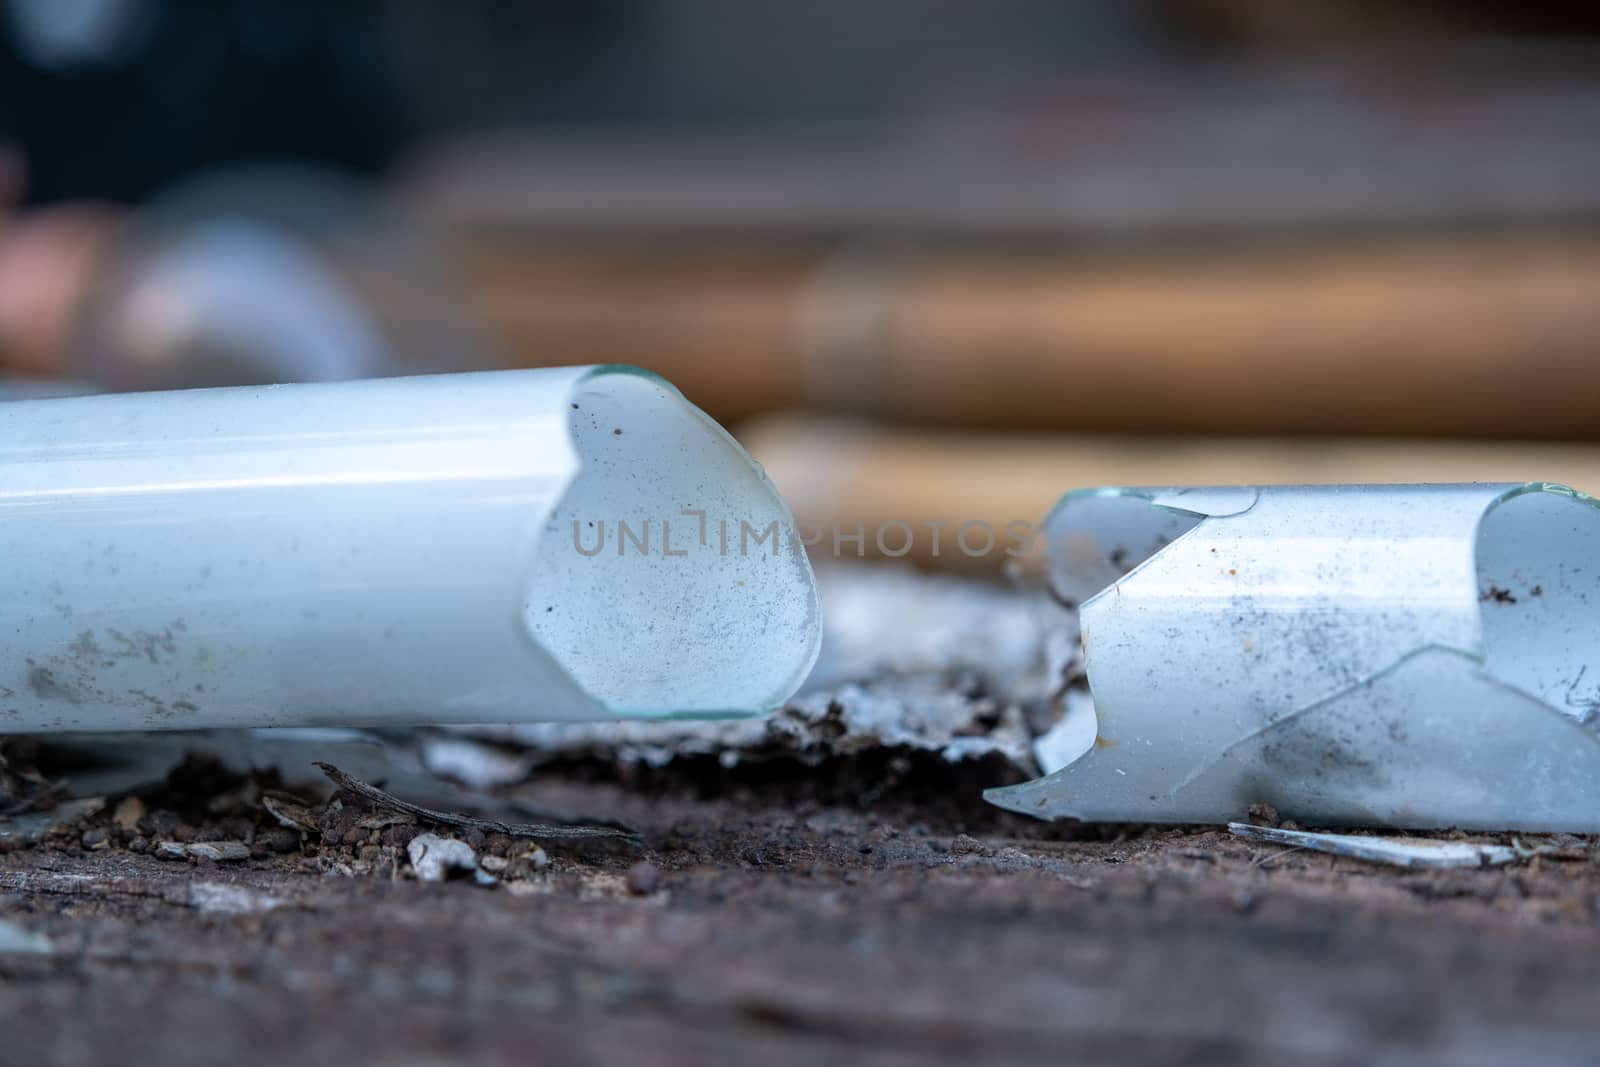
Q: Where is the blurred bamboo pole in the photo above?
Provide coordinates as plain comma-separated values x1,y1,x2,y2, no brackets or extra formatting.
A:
458,233,1600,438
740,414,1600,570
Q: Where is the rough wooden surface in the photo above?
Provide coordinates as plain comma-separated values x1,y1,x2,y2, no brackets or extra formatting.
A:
3,760,1600,1066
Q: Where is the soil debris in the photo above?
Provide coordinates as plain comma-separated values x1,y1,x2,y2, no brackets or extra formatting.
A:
0,739,63,816
156,840,252,862
313,762,641,845
0,797,104,847
624,860,661,896
112,795,145,832
261,793,321,833
3,752,1600,1064
407,833,481,883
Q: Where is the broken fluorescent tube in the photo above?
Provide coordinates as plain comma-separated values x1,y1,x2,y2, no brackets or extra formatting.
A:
0,367,820,731
986,483,1600,832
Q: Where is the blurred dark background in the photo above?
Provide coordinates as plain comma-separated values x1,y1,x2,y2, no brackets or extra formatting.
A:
4,0,1599,202
3,0,1599,566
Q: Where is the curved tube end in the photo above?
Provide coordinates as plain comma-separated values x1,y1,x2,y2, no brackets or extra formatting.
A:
527,366,821,720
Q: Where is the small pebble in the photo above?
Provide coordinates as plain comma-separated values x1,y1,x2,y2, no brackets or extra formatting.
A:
264,829,301,854
187,841,250,862
80,828,109,850
407,833,477,883
112,796,145,833
156,841,249,862
625,861,660,896
1246,803,1279,828
949,833,988,856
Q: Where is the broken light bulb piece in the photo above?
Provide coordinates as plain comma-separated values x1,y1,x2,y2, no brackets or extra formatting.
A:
986,482,1600,832
0,367,819,731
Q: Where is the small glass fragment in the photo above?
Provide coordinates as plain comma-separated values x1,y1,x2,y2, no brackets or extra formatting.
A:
1226,823,1519,869
987,483,1600,832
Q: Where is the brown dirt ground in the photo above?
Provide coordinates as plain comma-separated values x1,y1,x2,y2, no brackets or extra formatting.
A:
2,752,1600,1066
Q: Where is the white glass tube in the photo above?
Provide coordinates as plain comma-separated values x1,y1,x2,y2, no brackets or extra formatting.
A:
0,367,820,731
987,482,1600,832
